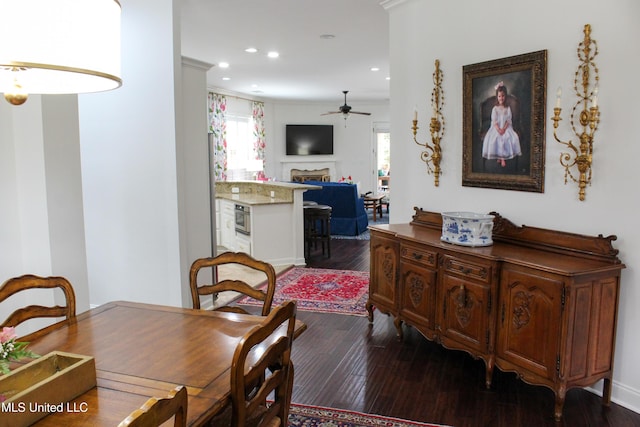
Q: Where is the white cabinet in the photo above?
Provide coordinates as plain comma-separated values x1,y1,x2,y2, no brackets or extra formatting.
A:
218,199,236,251
216,199,251,255
215,200,221,244
214,182,312,266
236,233,251,254
249,203,301,266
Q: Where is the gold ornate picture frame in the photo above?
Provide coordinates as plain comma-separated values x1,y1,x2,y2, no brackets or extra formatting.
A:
462,50,547,192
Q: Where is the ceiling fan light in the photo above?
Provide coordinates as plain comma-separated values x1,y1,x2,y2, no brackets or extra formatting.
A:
322,90,370,120
0,0,122,100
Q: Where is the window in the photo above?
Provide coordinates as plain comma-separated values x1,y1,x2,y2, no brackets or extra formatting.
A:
225,114,262,179
225,114,253,169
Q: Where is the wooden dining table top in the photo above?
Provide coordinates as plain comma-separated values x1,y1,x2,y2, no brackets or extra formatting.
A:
17,300,307,427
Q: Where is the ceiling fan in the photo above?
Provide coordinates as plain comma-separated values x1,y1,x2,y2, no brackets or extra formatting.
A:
321,90,371,119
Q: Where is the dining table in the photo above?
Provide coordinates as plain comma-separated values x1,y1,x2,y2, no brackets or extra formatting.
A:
9,300,307,427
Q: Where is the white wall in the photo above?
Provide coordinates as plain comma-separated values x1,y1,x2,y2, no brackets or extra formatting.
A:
208,93,391,191
0,95,91,335
268,101,390,191
384,0,640,412
78,0,187,307
178,57,215,306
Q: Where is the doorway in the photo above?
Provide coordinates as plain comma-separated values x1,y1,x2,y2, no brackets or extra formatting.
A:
373,125,390,211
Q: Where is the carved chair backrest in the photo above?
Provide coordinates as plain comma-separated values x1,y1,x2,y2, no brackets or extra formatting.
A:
0,274,77,338
189,252,276,316
118,386,188,427
228,300,296,427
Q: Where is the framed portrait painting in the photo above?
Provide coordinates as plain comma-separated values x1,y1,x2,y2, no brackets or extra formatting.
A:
462,50,547,192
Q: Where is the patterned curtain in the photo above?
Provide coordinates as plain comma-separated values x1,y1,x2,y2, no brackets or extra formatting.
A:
208,93,227,181
252,101,266,174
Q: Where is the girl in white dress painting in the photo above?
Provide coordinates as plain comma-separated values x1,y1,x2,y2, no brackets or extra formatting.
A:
482,81,521,167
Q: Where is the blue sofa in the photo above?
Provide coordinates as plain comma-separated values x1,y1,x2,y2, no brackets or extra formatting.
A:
303,181,368,236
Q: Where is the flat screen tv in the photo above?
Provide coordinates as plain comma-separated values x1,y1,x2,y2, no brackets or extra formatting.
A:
286,124,333,155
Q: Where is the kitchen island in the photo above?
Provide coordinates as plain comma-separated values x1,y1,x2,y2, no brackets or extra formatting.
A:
215,181,319,266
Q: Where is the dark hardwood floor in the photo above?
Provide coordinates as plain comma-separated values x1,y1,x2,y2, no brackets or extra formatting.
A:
293,238,640,427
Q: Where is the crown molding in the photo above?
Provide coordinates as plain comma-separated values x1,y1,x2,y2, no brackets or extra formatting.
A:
181,56,214,71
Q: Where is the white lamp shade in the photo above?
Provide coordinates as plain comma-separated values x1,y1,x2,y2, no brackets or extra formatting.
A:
0,0,122,95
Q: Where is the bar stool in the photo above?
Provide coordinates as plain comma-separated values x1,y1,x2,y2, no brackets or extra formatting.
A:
303,204,332,259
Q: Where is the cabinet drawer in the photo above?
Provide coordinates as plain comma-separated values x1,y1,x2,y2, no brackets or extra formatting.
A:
221,203,235,216
401,243,437,268
236,234,251,254
442,255,492,283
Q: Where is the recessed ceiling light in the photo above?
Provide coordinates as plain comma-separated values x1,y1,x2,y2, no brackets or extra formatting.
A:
219,62,229,68
319,34,335,39
267,51,279,58
222,77,230,81
386,76,391,80
251,84,259,88
371,67,380,72
245,47,258,53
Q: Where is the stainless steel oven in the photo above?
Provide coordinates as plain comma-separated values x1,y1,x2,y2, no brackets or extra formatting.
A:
234,204,251,235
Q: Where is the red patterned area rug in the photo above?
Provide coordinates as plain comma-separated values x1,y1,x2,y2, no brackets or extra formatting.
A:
238,267,369,316
288,403,451,427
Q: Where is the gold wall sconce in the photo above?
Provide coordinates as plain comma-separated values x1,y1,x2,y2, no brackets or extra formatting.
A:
551,24,600,201
0,0,122,106
412,59,445,186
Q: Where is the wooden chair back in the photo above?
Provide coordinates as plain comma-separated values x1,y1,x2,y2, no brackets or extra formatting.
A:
220,300,297,427
189,252,277,316
0,274,76,337
118,385,188,427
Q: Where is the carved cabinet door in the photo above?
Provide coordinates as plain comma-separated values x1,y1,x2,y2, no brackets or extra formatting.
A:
496,265,563,381
399,262,437,336
369,232,399,312
398,243,438,335
438,273,492,354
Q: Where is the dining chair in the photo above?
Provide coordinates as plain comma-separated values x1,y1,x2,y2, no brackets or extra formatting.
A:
209,300,297,427
0,274,76,336
118,385,188,427
189,252,277,316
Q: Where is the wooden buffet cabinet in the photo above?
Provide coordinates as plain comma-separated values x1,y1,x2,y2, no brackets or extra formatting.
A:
366,208,625,420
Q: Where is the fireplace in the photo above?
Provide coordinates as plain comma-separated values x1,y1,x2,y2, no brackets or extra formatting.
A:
290,168,331,182
281,160,336,182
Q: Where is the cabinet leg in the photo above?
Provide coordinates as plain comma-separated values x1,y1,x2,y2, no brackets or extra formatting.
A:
484,357,494,389
393,317,403,340
554,387,566,421
366,302,374,323
602,377,612,406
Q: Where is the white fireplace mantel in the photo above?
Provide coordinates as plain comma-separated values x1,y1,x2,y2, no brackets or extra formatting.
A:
280,157,337,181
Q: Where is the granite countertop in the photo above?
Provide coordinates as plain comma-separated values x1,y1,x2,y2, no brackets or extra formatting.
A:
215,181,320,205
216,193,290,205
